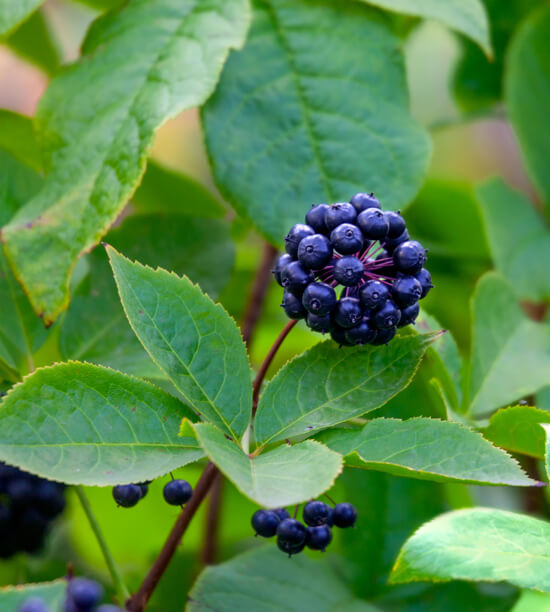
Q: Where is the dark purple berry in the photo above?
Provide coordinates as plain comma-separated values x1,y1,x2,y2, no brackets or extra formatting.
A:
34,481,66,518
357,208,389,240
138,483,149,499
306,313,333,333
332,503,357,528
350,192,381,213
303,501,332,526
345,319,377,345
330,325,354,347
359,280,388,310
393,240,427,274
276,518,307,556
18,598,49,612
302,282,337,316
305,204,329,233
7,478,33,508
333,256,364,286
163,480,193,506
272,253,293,286
330,223,363,255
384,211,406,238
297,234,333,269
392,275,422,307
306,524,333,551
112,484,141,508
251,509,280,537
383,229,410,254
371,326,397,345
371,300,401,329
325,203,357,231
282,290,307,320
415,268,434,298
285,224,315,258
273,508,291,521
398,302,420,327
334,297,362,328
280,261,314,295
67,577,104,609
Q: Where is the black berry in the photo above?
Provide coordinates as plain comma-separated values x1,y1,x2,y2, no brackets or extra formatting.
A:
282,290,307,320
280,261,314,295
330,223,364,255
334,297,362,328
273,508,291,521
357,208,389,240
393,240,427,274
251,509,280,537
350,192,380,213
112,484,142,508
415,268,434,298
383,228,410,254
332,502,358,528
67,577,103,609
371,326,397,345
163,479,193,506
272,253,293,286
383,211,406,238
305,203,329,233
303,500,331,526
334,256,364,286
306,524,333,551
276,518,307,557
285,224,315,258
371,300,401,330
307,313,333,333
359,280,389,310
345,318,377,346
398,302,420,327
330,325,354,347
325,203,357,231
298,234,333,269
392,275,422,307
302,282,337,316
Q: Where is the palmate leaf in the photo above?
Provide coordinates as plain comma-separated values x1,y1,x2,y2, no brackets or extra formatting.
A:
107,248,252,440
195,423,342,507
254,332,439,446
319,417,535,486
0,362,203,485
0,580,66,610
2,0,250,324
202,0,430,246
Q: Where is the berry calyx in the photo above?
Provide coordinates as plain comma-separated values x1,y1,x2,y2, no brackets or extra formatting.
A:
112,484,142,508
359,280,388,310
163,479,193,506
306,524,333,551
303,500,332,526
251,509,280,537
332,502,358,528
298,234,333,269
330,223,364,255
334,256,364,286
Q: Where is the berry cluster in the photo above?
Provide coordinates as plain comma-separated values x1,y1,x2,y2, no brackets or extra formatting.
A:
0,462,66,559
112,478,193,508
274,193,433,346
19,577,121,612
251,500,357,557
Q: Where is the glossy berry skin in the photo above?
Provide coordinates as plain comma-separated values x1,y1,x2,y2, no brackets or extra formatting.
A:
371,300,401,330
252,509,280,537
285,224,315,258
384,211,406,238
163,479,193,506
272,253,293,286
298,234,333,269
392,275,422,307
357,208,389,240
359,280,388,310
325,203,357,231
415,268,433,298
334,256,364,286
307,313,332,333
393,240,427,274
330,325,354,347
280,261,314,295
112,484,142,508
303,501,331,526
302,282,337,316
282,290,307,320
330,223,363,255
276,518,307,556
273,508,291,521
305,203,329,233
67,577,104,609
306,524,333,551
398,302,419,327
334,297,362,328
18,598,49,612
383,228,410,254
345,319,377,346
371,326,397,345
332,503,358,528
350,192,380,213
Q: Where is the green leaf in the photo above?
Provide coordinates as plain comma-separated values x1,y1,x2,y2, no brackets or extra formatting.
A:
0,580,66,609
0,0,43,38
468,273,550,417
2,0,250,324
202,0,430,246
390,508,550,592
0,111,41,172
513,591,550,612
132,160,225,218
477,178,550,301
357,0,491,56
483,405,550,459
107,247,251,440
319,417,535,486
506,5,550,209
255,332,439,446
189,546,379,611
195,423,342,507
0,362,203,485
0,150,42,227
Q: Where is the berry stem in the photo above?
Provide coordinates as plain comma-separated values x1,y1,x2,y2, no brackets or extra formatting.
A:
75,486,130,605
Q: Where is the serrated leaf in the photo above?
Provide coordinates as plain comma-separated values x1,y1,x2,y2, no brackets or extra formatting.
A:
483,405,550,459
541,424,550,483
468,273,550,417
203,0,430,246
0,362,203,485
0,0,43,38
195,423,342,507
255,332,439,446
319,417,535,486
2,0,250,324
506,5,550,209
189,546,379,612
107,247,251,440
0,580,66,610
390,508,550,592
357,0,491,56
477,179,550,302
0,111,41,171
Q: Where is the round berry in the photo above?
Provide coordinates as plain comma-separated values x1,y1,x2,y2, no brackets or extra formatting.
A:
112,484,141,508
392,275,422,307
393,240,427,274
285,224,315,258
7,478,33,508
371,300,401,329
383,228,410,254
359,280,389,310
302,282,337,316
398,302,420,327
325,203,357,231
371,326,397,345
272,253,293,286
350,192,380,213
332,503,357,528
305,204,329,233
415,268,434,299
330,223,363,255
251,509,280,538
67,577,104,609
333,256,364,286
18,598,49,612
303,501,331,526
276,518,307,556
384,211,406,238
34,481,66,518
138,483,149,499
330,325,354,347
280,261,314,295
282,290,307,320
306,524,333,551
357,208,389,240
345,318,377,345
163,479,193,506
297,234,333,269
334,297,362,328
273,508,290,521
307,313,332,334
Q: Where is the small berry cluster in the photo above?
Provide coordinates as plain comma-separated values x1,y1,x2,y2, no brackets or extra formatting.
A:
112,478,193,508
0,462,66,558
273,193,433,346
251,500,357,557
19,577,121,612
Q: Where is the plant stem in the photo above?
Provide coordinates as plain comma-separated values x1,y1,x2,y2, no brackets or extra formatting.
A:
75,486,129,604
200,471,223,565
126,462,219,612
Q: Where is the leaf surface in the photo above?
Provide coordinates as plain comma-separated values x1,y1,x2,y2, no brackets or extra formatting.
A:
0,0,43,38
0,580,65,610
